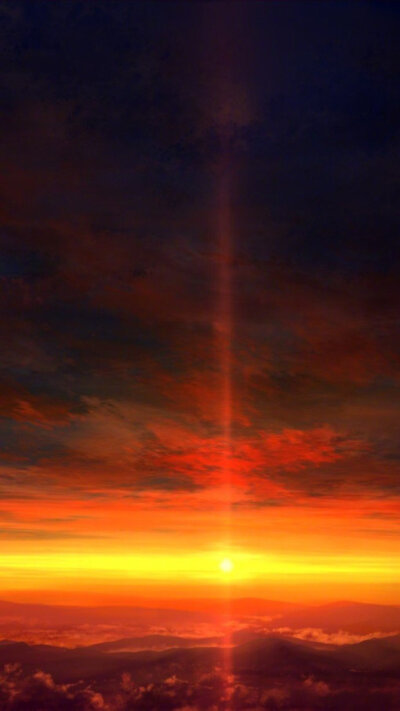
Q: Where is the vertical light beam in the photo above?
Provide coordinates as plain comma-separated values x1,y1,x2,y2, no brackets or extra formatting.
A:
204,6,244,697
217,150,233,525
216,125,234,711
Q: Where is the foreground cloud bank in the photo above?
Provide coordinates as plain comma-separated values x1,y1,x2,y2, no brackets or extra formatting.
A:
0,657,400,711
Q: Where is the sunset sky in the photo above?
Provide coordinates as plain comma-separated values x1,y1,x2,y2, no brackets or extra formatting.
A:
1,0,400,605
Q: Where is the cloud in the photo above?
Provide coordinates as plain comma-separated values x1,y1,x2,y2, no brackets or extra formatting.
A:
0,663,108,710
2,652,400,710
274,626,399,646
303,676,330,696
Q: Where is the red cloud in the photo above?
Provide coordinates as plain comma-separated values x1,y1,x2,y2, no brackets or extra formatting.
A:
260,426,363,469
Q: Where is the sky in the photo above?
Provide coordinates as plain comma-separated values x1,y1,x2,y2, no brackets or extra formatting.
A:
0,0,400,605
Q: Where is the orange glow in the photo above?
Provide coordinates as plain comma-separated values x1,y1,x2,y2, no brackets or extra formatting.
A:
0,489,399,604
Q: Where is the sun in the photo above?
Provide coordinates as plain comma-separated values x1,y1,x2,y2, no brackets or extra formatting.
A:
219,557,234,574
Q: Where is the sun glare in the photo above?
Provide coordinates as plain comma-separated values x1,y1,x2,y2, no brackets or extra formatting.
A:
219,557,234,574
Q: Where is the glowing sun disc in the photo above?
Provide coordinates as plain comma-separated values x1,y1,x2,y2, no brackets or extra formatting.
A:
219,557,234,574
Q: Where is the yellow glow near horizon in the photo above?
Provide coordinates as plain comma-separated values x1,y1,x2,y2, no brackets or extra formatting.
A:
0,549,399,588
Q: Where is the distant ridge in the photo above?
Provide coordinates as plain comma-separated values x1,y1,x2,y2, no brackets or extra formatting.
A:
1,598,399,633
1,632,400,683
